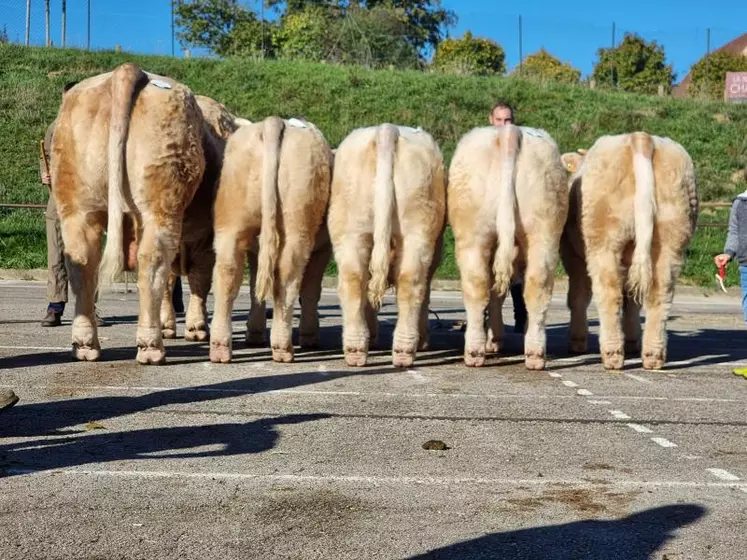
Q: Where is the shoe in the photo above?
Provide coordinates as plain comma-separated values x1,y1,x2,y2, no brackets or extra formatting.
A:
41,309,62,327
733,368,747,378
0,390,19,413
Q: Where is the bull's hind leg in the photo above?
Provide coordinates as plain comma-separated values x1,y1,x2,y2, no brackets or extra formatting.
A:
209,230,248,363
561,244,592,354
588,251,625,370
62,213,103,361
135,224,178,365
392,239,432,368
160,267,178,339
522,237,558,370
623,295,642,355
245,250,266,346
456,243,491,367
641,250,678,370
336,237,372,367
246,250,267,346
270,239,314,363
299,243,332,349
417,233,442,352
485,289,505,355
185,239,213,342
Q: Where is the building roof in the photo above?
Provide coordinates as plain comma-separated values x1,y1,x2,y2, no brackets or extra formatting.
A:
672,32,747,98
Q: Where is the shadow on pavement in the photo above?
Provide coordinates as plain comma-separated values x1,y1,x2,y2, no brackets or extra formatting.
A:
0,413,329,477
406,504,707,560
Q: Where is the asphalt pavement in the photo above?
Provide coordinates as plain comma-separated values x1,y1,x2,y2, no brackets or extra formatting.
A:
1,279,746,560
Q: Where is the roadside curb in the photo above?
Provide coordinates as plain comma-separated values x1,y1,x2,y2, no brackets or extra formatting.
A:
0,269,739,299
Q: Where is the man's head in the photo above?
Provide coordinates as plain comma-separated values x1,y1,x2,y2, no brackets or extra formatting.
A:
489,102,514,127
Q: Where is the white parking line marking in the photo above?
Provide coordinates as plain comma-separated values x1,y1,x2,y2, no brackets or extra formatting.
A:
587,400,613,405
627,423,653,434
577,389,593,396
652,437,678,448
561,380,578,388
625,373,652,384
7,468,747,490
609,410,632,420
707,468,741,481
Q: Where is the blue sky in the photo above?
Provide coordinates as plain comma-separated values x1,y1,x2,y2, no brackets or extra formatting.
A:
1,0,744,81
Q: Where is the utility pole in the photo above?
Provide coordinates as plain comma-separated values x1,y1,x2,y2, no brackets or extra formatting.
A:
611,22,617,88
171,0,175,56
260,0,265,60
62,0,67,47
86,0,91,50
25,0,30,45
518,15,523,76
706,28,711,98
45,0,51,47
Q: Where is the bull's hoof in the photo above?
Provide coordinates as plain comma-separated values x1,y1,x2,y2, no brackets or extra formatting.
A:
162,327,177,340
485,339,501,354
245,330,267,347
209,341,232,364
299,333,320,349
344,348,368,367
464,350,485,368
568,337,587,355
601,347,625,371
642,349,665,371
72,344,100,362
625,339,641,354
136,345,166,365
272,346,295,363
392,350,415,368
525,351,546,371
185,325,209,342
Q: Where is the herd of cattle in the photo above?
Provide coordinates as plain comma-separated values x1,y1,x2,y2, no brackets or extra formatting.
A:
47,62,699,371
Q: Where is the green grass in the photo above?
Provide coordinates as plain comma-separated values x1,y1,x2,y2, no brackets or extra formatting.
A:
1,44,746,286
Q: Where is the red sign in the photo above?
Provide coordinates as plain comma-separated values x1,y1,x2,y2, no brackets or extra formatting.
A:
725,72,747,103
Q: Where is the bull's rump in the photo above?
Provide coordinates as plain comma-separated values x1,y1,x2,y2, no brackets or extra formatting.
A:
448,126,566,236
216,120,331,230
52,70,204,216
331,125,444,236
578,134,695,249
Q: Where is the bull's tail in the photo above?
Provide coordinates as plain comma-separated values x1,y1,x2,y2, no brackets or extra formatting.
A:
255,116,285,304
627,132,657,304
99,63,147,288
368,124,399,310
491,125,521,296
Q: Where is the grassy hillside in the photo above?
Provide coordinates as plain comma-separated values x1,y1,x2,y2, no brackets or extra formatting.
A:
1,44,746,286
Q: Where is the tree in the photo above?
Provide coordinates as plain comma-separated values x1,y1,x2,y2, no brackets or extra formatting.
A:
431,31,505,76
514,48,580,84
269,0,455,55
592,33,675,94
688,51,747,99
175,0,275,57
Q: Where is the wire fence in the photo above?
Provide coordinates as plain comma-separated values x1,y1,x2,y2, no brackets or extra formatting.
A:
0,0,743,90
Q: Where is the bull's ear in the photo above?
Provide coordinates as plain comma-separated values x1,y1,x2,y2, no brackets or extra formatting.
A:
561,152,579,173
577,148,588,155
